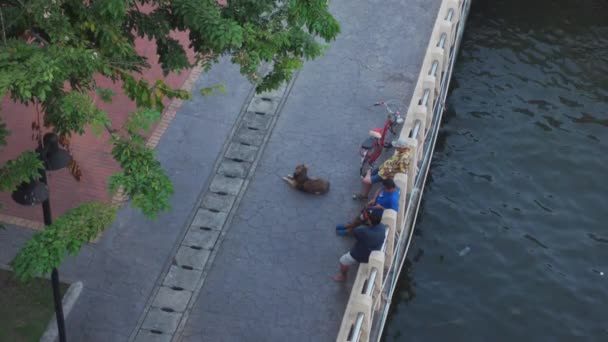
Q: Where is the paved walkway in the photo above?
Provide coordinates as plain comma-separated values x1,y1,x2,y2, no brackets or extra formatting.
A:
0,0,440,341
178,0,440,341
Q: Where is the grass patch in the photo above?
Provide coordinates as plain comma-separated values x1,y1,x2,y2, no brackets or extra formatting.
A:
0,269,69,342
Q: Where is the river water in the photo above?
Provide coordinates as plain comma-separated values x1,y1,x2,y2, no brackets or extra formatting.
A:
384,1,608,341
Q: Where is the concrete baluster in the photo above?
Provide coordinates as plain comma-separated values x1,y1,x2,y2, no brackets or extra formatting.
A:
429,52,444,109
351,293,372,341
368,251,385,312
423,86,437,129
336,266,373,342
400,137,419,195
404,82,428,134
429,48,446,79
438,25,454,73
380,209,396,269
393,173,408,235
336,294,372,342
418,88,430,129
410,107,427,162
447,0,462,32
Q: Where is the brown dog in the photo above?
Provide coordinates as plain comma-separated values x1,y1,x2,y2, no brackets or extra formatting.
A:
282,164,330,195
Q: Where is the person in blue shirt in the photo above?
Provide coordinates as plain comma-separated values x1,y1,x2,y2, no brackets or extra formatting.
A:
332,211,386,282
336,178,400,235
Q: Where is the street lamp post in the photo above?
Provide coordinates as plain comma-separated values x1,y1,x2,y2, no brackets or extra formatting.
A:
40,169,68,342
12,132,71,342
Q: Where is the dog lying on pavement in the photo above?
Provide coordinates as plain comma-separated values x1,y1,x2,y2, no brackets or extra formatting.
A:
282,164,330,195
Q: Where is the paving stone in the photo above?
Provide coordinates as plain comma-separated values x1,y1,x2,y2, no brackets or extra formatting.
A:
182,228,220,250
163,265,202,291
152,286,192,312
242,111,273,130
141,307,183,334
175,246,211,270
225,142,258,162
234,124,266,146
201,192,237,212
247,97,280,114
209,174,245,195
217,159,250,179
192,208,227,230
134,330,173,342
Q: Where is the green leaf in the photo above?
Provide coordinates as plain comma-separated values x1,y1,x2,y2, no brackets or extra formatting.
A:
110,135,173,218
0,118,8,147
0,152,45,192
95,88,116,103
45,91,110,137
11,202,118,282
199,84,226,96
123,109,161,134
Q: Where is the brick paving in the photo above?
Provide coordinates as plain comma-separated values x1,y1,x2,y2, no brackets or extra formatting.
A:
0,33,197,226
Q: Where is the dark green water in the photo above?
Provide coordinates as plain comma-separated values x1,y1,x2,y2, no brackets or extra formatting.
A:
384,1,608,341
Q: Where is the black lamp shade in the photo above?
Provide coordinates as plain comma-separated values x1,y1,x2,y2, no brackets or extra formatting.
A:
45,148,71,171
42,133,71,171
12,180,49,206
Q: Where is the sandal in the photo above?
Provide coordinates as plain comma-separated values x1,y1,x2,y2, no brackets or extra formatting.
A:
336,225,349,236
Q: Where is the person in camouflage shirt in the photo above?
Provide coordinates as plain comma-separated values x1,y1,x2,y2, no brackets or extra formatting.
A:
354,137,411,200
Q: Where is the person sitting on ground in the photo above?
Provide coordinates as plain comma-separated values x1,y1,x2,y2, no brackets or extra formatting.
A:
332,212,386,282
336,178,400,235
353,137,411,200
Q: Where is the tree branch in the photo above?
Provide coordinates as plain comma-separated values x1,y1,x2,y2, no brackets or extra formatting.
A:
104,123,117,136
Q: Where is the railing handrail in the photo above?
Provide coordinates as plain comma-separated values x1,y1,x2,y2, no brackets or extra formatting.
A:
336,1,471,341
410,120,421,139
364,268,378,296
370,0,471,340
349,313,365,342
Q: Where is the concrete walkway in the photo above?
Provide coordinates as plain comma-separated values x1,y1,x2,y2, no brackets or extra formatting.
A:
0,0,440,341
179,0,440,341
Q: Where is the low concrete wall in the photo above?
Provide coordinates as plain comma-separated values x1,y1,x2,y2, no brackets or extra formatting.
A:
336,0,471,341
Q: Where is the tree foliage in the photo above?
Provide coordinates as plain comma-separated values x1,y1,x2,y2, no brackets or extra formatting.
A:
11,202,118,281
0,0,339,280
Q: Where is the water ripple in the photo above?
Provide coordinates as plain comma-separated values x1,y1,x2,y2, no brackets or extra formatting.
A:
588,233,608,244
385,0,608,341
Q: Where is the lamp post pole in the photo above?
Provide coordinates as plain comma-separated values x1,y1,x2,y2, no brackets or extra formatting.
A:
11,132,71,342
39,167,67,342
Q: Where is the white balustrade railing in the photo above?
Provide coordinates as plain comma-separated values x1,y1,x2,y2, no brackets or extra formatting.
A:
336,0,471,341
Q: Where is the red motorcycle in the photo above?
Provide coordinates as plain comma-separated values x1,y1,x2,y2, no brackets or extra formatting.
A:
359,100,405,177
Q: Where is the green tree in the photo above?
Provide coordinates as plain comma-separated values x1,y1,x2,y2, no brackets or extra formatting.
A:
0,0,339,281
